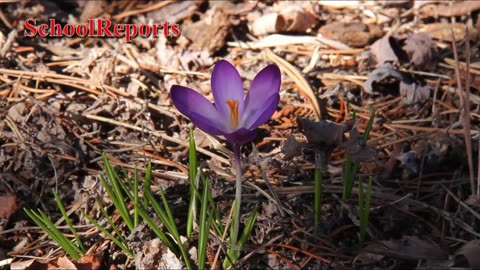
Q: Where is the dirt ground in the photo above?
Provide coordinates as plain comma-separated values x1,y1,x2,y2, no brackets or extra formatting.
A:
1,1,480,269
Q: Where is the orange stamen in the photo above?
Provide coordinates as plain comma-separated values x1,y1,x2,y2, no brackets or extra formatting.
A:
226,99,239,127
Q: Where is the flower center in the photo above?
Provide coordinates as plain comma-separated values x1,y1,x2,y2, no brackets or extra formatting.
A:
226,99,239,127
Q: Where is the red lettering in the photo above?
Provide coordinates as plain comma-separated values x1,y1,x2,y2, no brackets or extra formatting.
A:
125,24,138,42
113,24,124,36
38,24,48,37
89,19,94,36
152,24,161,37
138,24,151,37
97,19,113,36
24,18,37,37
63,24,75,37
49,19,62,37
24,19,180,40
162,21,169,36
77,24,87,37
170,24,180,37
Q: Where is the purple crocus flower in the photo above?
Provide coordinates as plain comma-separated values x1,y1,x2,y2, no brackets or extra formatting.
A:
170,60,281,146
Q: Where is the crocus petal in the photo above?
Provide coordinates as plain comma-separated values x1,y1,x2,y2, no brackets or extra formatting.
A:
224,128,257,146
245,94,279,129
211,60,245,117
241,64,281,127
170,85,227,135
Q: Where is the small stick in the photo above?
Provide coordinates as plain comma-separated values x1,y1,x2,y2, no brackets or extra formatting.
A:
450,17,475,193
440,184,480,220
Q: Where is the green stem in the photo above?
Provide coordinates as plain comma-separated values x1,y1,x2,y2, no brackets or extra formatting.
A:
314,167,322,225
232,144,242,251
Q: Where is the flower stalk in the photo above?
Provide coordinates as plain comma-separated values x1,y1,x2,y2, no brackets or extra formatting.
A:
232,143,242,249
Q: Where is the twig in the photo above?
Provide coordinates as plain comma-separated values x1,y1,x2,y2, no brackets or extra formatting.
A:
259,167,287,216
478,135,480,195
440,184,480,221
450,17,475,193
112,1,174,21
85,114,230,165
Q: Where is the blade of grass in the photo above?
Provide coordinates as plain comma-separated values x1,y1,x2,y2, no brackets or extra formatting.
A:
52,189,85,253
98,173,134,231
192,172,224,235
24,209,67,256
363,110,375,141
133,166,139,228
159,188,177,233
37,210,84,257
187,126,198,239
238,205,257,248
343,111,356,200
223,206,258,269
25,208,83,259
82,210,134,257
143,163,183,239
197,175,210,270
223,200,239,269
94,198,127,243
358,176,364,242
144,185,192,269
358,176,373,243
101,154,134,231
343,154,354,200
343,110,375,200
145,190,175,233
143,162,152,207
157,188,193,269
117,166,136,204
135,206,176,252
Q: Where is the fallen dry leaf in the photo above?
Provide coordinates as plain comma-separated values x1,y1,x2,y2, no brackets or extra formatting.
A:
0,194,18,219
370,35,400,67
276,5,317,33
397,151,420,175
399,81,431,104
135,238,184,269
10,258,41,270
251,5,317,36
78,0,106,22
454,240,480,268
364,235,448,261
181,8,230,55
56,256,77,270
298,118,346,146
364,63,404,94
75,255,101,270
7,102,26,122
464,195,480,206
318,22,373,48
281,135,304,160
418,1,480,18
250,13,279,36
343,127,376,162
402,32,435,68
147,1,199,24
420,22,466,42
353,251,384,265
